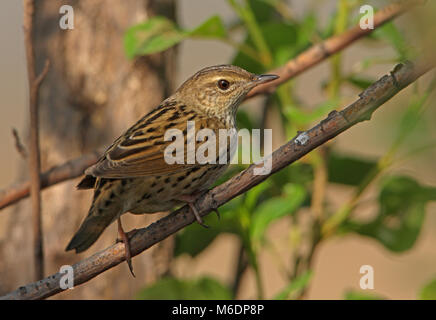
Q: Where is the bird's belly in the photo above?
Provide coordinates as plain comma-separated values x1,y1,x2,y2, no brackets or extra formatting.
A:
127,164,228,214
129,200,180,214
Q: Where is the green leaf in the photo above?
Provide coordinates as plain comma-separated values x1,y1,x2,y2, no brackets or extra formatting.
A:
327,153,377,186
231,12,318,74
274,271,312,300
174,200,241,257
174,219,223,258
136,276,232,300
245,180,271,212
345,175,436,252
124,16,185,58
296,13,317,50
263,22,298,64
320,9,338,39
236,109,255,131
285,100,337,124
124,15,227,59
232,21,298,73
248,0,276,23
189,15,227,38
344,289,384,300
388,78,436,154
250,184,306,244
419,279,436,300
393,93,429,148
269,163,313,192
346,75,376,90
232,39,264,74
373,22,410,60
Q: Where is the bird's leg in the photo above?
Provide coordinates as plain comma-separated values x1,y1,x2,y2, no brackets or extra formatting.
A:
176,193,209,228
117,218,135,277
115,228,139,243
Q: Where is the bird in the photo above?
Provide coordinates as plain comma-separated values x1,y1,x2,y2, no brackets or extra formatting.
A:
66,64,279,275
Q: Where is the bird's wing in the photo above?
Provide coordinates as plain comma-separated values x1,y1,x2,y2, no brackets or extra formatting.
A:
85,103,224,179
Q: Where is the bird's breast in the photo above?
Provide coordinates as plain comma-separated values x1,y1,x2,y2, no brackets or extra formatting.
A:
127,163,228,214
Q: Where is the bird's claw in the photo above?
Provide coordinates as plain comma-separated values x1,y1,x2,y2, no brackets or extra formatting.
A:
117,218,136,277
213,208,221,220
190,203,209,228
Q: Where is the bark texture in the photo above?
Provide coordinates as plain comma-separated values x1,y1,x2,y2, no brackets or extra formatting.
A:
0,0,176,299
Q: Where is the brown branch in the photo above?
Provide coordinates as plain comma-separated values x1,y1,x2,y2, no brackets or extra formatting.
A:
0,0,424,212
23,0,50,281
0,150,102,210
2,58,433,300
246,0,426,98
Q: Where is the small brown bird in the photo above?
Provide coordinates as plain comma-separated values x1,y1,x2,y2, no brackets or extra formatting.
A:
66,65,278,275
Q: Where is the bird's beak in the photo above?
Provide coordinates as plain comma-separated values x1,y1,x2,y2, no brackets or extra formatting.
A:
254,74,279,85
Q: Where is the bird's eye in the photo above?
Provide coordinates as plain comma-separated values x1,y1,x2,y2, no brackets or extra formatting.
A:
217,79,230,90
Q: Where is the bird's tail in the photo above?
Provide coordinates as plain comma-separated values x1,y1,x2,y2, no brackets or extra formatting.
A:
66,179,123,253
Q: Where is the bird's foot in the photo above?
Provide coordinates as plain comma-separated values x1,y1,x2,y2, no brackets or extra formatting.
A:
117,218,136,277
176,193,209,228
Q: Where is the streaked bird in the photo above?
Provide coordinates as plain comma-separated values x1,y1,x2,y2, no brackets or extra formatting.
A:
66,65,279,275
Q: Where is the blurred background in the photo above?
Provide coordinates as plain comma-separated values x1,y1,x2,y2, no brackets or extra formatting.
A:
0,0,436,299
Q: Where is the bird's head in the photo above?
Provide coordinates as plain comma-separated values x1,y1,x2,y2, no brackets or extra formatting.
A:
174,65,279,124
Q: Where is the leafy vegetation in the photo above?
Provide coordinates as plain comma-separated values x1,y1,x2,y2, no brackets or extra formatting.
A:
125,0,436,300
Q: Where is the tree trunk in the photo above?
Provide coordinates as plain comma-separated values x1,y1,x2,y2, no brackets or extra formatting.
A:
0,0,176,299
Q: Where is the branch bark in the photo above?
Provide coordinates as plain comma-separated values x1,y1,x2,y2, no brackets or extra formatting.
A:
2,58,433,300
23,0,50,281
0,150,102,210
0,0,424,212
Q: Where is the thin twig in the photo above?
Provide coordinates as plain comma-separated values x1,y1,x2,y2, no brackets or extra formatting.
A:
295,228,321,300
12,128,28,159
0,0,423,212
2,58,433,300
23,0,50,281
309,148,328,222
0,150,103,210
231,241,248,299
